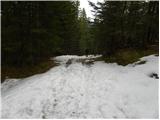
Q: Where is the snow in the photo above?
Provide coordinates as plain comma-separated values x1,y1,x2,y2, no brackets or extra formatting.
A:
53,54,102,64
1,54,159,118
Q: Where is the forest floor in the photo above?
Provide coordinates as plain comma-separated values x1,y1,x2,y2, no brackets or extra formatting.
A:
1,54,159,118
2,48,158,82
103,48,159,65
1,59,58,82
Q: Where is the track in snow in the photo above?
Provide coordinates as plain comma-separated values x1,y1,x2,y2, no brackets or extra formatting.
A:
1,55,159,118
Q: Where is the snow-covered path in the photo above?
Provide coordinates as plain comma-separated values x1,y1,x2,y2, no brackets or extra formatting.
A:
1,55,159,118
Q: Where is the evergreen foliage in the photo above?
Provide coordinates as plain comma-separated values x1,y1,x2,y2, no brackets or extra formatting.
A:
2,1,80,66
1,1,159,68
89,1,159,56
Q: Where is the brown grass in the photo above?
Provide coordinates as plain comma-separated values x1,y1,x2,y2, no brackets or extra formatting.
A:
1,59,58,83
103,48,158,66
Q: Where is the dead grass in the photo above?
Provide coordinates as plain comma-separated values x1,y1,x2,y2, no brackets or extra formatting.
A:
103,48,158,66
1,59,58,83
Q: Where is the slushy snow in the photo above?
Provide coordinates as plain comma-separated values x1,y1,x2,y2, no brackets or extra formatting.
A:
1,55,159,118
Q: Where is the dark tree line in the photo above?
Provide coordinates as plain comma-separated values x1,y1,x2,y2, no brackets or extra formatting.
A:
2,1,80,66
89,1,159,56
1,1,159,68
